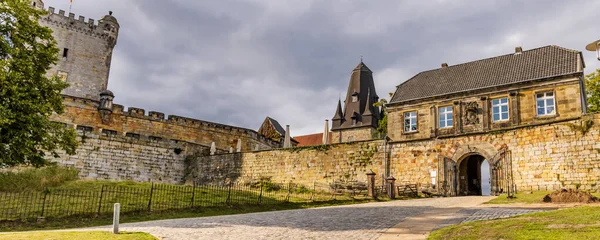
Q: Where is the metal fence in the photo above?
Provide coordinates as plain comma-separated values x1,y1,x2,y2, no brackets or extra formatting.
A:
0,181,369,221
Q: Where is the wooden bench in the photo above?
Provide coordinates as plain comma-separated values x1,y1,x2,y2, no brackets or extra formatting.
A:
397,184,418,197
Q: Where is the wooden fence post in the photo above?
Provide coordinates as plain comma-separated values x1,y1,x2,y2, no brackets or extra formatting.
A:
226,183,232,205
40,188,48,218
258,182,263,205
147,182,154,212
191,182,196,208
96,185,105,217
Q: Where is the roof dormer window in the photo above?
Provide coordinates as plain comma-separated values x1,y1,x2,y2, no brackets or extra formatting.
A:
351,92,359,102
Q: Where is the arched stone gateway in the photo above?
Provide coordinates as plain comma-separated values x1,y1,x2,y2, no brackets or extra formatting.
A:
437,141,513,197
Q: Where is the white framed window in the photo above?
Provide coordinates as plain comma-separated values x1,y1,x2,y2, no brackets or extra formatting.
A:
536,92,556,116
439,106,453,128
404,111,417,132
492,98,509,122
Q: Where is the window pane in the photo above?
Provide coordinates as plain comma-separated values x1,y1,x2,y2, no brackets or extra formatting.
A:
537,108,545,115
547,92,553,97
492,106,498,114
440,114,446,121
404,125,410,132
537,100,545,107
536,93,544,99
548,106,555,114
492,99,499,105
546,99,554,106
501,98,508,104
404,113,409,118
448,119,453,126
501,105,508,112
502,112,509,120
447,113,453,120
493,114,499,121
439,120,445,128
411,126,417,131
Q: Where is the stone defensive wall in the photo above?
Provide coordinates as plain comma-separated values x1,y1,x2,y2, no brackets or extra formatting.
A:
53,127,211,183
51,96,280,153
187,113,600,192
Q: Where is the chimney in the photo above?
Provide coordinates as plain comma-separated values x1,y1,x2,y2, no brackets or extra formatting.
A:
441,63,448,68
515,46,523,54
323,120,330,145
283,125,291,148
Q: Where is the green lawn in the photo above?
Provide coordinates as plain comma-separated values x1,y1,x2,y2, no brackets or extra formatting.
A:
0,231,156,240
428,206,600,240
485,191,600,204
0,180,387,231
0,179,360,221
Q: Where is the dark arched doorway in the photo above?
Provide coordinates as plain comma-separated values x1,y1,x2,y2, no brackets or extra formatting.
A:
457,154,489,196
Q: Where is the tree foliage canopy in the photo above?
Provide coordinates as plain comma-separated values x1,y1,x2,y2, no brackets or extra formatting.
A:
585,69,600,113
373,93,393,138
0,0,77,167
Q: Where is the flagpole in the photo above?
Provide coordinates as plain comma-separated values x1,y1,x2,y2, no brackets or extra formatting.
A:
68,0,72,14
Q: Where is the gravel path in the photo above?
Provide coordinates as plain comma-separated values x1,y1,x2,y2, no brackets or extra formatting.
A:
86,196,546,240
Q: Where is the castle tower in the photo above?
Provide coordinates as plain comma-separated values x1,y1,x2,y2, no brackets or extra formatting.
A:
31,0,44,9
331,61,380,143
38,1,119,100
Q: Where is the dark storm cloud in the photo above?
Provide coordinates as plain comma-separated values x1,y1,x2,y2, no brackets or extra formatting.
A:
44,0,600,135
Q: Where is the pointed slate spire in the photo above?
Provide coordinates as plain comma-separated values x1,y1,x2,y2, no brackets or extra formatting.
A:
363,88,373,116
333,99,343,120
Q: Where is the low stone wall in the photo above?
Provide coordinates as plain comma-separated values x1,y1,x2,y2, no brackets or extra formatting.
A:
186,142,385,187
53,129,210,184
187,114,600,192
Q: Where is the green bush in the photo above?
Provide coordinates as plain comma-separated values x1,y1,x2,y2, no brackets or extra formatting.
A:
0,165,79,192
262,181,281,192
294,185,311,194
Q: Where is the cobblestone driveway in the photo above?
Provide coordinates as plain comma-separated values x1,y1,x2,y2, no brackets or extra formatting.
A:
88,196,546,240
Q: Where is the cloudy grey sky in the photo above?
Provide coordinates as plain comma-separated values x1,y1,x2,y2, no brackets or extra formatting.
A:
44,0,600,136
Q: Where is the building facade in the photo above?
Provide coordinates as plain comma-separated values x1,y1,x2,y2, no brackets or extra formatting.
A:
386,45,587,195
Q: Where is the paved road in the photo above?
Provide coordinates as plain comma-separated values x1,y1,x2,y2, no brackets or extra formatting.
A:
88,196,546,240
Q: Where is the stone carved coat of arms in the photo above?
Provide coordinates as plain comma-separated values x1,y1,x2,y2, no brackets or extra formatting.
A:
464,102,479,125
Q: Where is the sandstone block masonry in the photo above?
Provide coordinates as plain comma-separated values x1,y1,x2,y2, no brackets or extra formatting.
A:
54,128,210,183
51,96,280,153
39,7,119,100
187,113,600,192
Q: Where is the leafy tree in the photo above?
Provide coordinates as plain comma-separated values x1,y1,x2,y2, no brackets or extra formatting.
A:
0,0,77,167
373,93,393,138
585,69,600,113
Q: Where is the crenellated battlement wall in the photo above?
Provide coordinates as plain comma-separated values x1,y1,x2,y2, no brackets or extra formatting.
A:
40,7,116,40
51,95,281,153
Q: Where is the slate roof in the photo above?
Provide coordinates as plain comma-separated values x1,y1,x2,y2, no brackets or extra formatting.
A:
390,45,583,104
266,117,286,136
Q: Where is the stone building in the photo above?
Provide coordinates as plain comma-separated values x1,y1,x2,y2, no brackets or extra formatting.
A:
26,1,281,183
32,1,119,101
331,61,382,143
387,45,586,195
257,117,298,147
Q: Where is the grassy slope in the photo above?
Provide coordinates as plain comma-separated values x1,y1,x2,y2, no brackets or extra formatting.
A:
428,206,600,240
0,180,388,232
485,191,600,204
0,231,156,240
